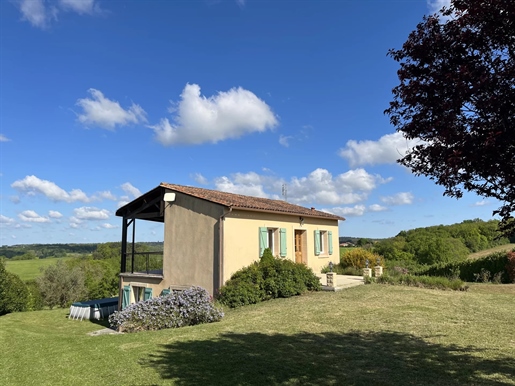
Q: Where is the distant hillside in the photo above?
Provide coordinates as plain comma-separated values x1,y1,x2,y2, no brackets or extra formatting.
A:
339,237,384,245
0,242,163,260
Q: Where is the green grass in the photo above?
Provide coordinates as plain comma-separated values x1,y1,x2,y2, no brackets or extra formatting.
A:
5,256,74,281
468,244,515,260
2,284,515,385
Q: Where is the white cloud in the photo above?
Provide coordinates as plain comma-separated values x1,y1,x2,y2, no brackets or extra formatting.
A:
121,182,141,198
380,192,414,206
48,210,63,218
0,215,15,224
10,196,21,204
368,204,388,212
279,135,292,147
150,83,278,145
214,168,391,206
0,134,11,142
191,173,208,185
101,223,118,229
327,205,367,217
76,89,147,129
58,0,98,14
236,0,246,7
472,200,490,207
339,132,421,167
11,175,91,203
15,0,101,29
73,206,110,220
96,190,117,200
18,210,50,223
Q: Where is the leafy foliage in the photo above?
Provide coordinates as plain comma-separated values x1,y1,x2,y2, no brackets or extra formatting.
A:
385,0,515,236
374,220,508,266
217,249,321,308
417,251,510,283
340,248,384,269
109,286,223,333
36,260,87,309
0,260,30,315
506,252,515,283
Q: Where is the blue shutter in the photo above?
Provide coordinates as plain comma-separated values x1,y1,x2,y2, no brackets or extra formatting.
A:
161,288,170,296
144,287,153,301
314,230,320,256
259,227,268,256
122,285,130,309
328,231,333,255
280,228,287,257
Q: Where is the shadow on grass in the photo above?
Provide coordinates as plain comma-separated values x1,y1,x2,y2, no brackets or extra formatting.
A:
140,331,515,385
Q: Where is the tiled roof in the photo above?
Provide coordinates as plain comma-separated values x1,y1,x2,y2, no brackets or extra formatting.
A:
160,183,345,221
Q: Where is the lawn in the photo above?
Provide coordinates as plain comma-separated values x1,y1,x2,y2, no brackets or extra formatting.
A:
4,256,74,281
2,284,515,385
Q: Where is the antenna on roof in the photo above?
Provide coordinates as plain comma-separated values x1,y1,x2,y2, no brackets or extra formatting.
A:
282,184,288,202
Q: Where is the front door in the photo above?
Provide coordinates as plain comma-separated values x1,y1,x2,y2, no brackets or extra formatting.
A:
295,230,306,264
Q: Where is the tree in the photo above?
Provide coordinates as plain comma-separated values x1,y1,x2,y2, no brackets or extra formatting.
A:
0,260,29,315
385,0,515,235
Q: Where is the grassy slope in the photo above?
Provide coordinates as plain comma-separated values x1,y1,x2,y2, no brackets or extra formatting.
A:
4,256,74,281
1,284,515,385
468,243,515,260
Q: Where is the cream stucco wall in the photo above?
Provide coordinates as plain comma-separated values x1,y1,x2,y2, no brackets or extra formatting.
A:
222,209,340,282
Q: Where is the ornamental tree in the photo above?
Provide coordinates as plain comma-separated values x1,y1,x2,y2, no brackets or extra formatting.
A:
385,0,515,235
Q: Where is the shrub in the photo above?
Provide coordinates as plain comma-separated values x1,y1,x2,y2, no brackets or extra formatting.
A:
340,248,384,269
36,260,87,309
109,286,223,333
0,261,30,315
321,264,362,276
417,251,511,283
506,251,515,283
25,279,44,311
217,255,321,308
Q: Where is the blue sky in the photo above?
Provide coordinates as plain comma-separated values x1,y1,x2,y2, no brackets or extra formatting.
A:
0,0,499,245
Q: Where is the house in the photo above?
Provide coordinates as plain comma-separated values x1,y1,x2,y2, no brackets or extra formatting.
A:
115,183,345,309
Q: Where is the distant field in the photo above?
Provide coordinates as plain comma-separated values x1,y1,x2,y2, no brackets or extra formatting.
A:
5,257,74,281
468,244,515,260
339,246,357,255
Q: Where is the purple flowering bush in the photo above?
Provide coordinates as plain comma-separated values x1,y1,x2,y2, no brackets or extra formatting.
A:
109,286,224,333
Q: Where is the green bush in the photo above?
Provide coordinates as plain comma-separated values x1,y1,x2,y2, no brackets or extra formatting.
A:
417,251,511,283
506,251,515,283
0,261,30,315
217,252,321,308
321,264,362,276
340,248,384,269
25,279,44,311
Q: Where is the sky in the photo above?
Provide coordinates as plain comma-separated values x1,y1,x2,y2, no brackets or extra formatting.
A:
0,0,501,245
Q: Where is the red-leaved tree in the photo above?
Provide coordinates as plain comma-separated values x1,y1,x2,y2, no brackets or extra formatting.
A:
385,0,515,235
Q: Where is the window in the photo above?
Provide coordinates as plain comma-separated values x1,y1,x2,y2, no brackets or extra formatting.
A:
260,227,287,257
133,286,145,303
314,230,333,256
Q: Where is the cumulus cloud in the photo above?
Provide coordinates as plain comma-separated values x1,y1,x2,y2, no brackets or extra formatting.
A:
214,168,391,207
327,205,367,217
101,223,118,229
10,196,21,204
0,134,11,142
96,190,117,201
18,210,50,223
380,192,414,206
117,196,130,208
73,206,110,220
76,89,147,129
0,215,16,225
121,182,141,198
48,210,63,218
11,175,91,203
191,173,208,185
368,204,388,212
149,83,278,145
339,132,421,167
15,0,101,29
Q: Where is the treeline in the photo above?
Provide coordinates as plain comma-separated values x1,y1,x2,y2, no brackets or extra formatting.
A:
0,242,163,260
0,241,163,315
373,219,510,266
